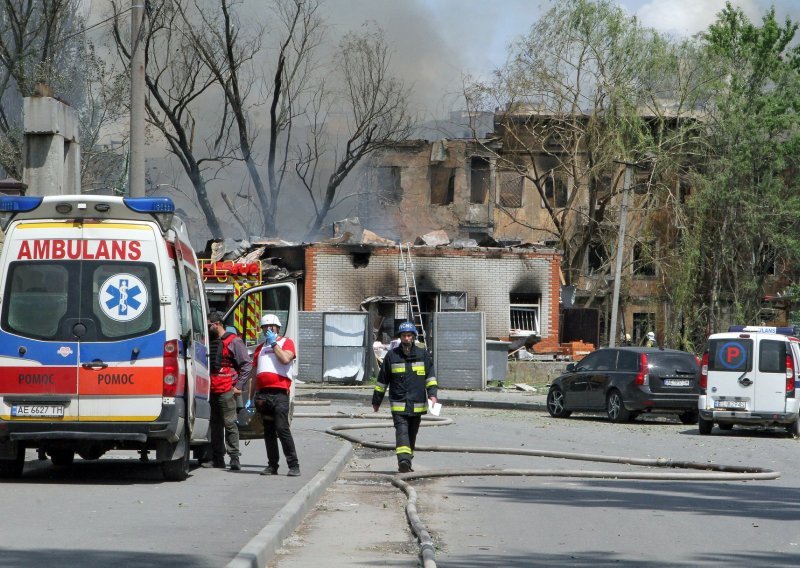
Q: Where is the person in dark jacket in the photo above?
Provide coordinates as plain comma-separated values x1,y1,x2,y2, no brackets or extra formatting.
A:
204,311,252,471
372,321,438,473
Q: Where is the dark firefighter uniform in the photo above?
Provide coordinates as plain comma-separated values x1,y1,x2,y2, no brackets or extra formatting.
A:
372,343,437,470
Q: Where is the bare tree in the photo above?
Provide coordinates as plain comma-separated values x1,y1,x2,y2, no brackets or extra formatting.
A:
0,0,87,178
183,0,324,237
112,0,229,238
301,26,413,239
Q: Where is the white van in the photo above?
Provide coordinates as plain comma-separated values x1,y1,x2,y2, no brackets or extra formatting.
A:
0,195,211,480
699,326,800,437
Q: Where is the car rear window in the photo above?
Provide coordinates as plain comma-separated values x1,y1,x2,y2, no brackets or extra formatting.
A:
649,351,698,373
707,338,753,372
758,340,786,373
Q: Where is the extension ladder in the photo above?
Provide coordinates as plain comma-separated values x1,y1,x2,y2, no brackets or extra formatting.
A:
398,243,427,345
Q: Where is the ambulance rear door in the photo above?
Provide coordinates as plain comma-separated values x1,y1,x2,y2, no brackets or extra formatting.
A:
0,220,81,421
76,222,165,422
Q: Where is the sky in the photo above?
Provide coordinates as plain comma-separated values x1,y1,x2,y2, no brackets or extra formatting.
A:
318,0,799,116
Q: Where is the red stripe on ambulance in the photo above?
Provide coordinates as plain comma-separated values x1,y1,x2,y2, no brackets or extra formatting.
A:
0,367,77,394
79,367,163,395
16,239,142,260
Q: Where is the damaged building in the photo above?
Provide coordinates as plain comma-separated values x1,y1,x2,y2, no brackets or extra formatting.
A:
203,236,561,388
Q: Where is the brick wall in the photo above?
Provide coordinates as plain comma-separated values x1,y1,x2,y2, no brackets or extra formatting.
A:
304,244,561,347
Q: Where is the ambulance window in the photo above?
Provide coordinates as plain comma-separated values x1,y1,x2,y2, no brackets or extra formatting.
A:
185,267,206,342
90,263,159,339
173,263,189,338
707,338,752,372
758,340,785,373
3,263,68,339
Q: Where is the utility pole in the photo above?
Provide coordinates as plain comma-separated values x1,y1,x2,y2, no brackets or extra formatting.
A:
608,163,634,347
129,1,146,197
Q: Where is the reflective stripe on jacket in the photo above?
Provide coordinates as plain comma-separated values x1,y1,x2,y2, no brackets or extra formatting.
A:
372,344,437,415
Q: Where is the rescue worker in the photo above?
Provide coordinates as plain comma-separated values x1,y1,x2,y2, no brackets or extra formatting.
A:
643,331,656,347
205,311,252,471
372,321,438,473
250,314,300,477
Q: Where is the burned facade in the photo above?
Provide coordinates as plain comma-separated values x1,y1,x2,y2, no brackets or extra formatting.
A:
302,243,561,351
353,110,722,347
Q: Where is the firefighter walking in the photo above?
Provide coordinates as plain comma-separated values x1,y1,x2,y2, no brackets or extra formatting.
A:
372,321,438,473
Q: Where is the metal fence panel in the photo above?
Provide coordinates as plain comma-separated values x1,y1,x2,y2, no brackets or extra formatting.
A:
433,312,485,390
298,311,323,382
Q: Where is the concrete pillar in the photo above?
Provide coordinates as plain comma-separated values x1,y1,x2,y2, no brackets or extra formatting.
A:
22,92,81,197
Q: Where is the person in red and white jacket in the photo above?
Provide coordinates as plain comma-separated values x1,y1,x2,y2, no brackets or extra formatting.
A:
249,314,300,477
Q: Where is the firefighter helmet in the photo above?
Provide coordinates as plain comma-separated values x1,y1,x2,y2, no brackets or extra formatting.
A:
398,321,417,336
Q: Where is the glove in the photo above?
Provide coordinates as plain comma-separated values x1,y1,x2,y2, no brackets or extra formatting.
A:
266,329,278,346
245,399,252,409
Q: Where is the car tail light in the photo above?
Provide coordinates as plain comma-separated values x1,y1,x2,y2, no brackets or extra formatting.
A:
163,339,179,397
635,353,649,386
700,352,708,390
786,353,796,397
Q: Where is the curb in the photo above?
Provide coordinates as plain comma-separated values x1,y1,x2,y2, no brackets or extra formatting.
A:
226,442,354,568
298,391,548,412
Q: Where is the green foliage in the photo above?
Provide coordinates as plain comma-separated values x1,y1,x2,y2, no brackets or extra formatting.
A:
672,2,800,344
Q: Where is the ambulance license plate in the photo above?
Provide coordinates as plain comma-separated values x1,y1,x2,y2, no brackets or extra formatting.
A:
714,400,746,410
11,405,64,418
663,379,691,386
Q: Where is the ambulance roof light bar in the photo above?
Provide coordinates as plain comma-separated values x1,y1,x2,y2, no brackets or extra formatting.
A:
0,196,43,231
123,197,175,232
728,325,799,336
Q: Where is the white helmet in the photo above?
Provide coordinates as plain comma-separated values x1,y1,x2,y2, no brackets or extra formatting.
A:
646,331,655,340
260,314,282,327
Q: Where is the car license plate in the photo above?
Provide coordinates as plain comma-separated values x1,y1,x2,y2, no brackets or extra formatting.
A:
664,379,691,386
714,400,746,410
11,405,64,418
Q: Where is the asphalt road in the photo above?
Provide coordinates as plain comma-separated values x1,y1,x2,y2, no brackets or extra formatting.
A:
272,402,800,567
0,417,346,568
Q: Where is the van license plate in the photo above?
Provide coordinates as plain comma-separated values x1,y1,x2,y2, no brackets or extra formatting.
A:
11,405,64,418
714,400,746,410
664,379,691,386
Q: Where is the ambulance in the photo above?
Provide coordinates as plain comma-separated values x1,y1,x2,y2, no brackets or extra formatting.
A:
0,195,211,480
698,326,800,437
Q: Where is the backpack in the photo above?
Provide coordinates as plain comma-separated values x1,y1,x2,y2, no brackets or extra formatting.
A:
209,331,237,374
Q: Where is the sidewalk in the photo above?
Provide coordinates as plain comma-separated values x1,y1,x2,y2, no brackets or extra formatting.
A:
230,384,548,567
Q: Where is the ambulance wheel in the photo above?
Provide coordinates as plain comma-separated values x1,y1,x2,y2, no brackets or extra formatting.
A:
698,417,713,435
50,449,75,467
162,428,190,482
0,445,25,479
788,420,800,439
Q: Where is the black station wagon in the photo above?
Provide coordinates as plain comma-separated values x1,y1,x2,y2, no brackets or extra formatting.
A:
546,347,701,423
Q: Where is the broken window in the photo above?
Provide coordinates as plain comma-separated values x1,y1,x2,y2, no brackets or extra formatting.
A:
543,173,568,208
510,293,540,336
430,165,455,205
438,292,467,312
633,241,656,277
470,157,490,204
376,166,402,204
632,312,656,345
498,171,524,208
587,240,609,275
538,156,568,208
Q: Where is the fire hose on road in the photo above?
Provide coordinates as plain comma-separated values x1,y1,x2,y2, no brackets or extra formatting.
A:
294,410,781,568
